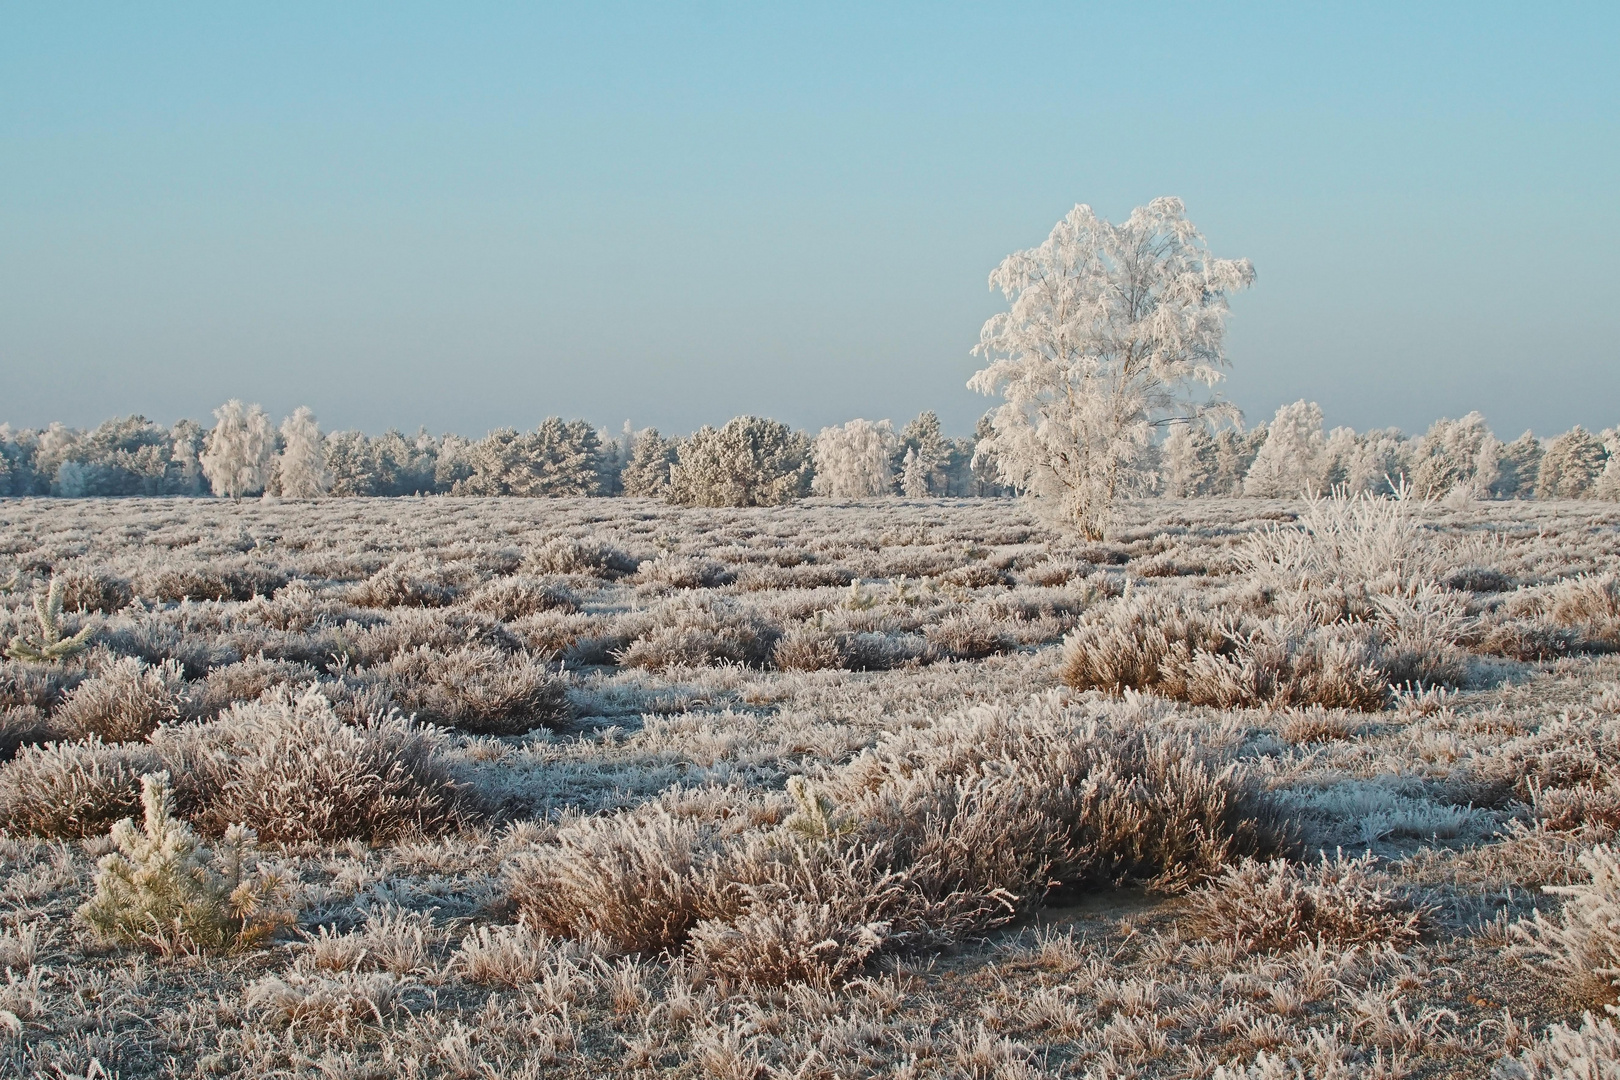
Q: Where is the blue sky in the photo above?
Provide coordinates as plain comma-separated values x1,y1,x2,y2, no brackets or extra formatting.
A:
2,3,1616,438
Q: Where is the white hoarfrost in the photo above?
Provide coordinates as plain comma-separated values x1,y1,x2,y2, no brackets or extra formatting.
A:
968,196,1254,538
276,407,330,499
199,400,276,500
811,419,898,498
1243,401,1326,498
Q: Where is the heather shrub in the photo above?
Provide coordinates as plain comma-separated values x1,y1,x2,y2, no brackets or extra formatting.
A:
632,554,735,592
378,644,570,734
0,659,86,714
56,567,133,614
618,599,780,670
1185,852,1425,953
338,607,520,665
151,690,474,843
1515,844,1620,1002
525,536,639,578
507,806,735,955
347,561,459,609
193,655,320,719
55,655,188,742
244,964,401,1036
771,625,844,671
0,736,160,837
1176,619,1389,711
1059,593,1227,694
925,611,1012,660
463,575,578,621
1548,573,1620,649
138,562,287,604
0,704,52,760
78,773,293,954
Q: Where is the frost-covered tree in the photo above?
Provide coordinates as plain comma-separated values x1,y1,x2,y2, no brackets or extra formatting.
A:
1493,431,1543,499
275,407,330,499
1340,428,1411,496
1409,412,1499,499
1243,401,1326,498
1595,429,1620,502
812,419,896,498
668,416,811,507
1160,424,1218,497
968,197,1254,537
199,400,276,500
896,411,950,496
1210,426,1266,496
1537,426,1608,499
899,448,929,497
169,420,206,495
456,419,604,497
621,428,679,497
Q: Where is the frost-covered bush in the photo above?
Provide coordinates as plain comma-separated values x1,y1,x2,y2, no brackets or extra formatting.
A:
151,690,473,843
524,535,639,578
346,561,460,608
378,644,570,735
78,773,293,954
668,416,812,507
0,736,160,837
199,399,276,500
508,805,735,955
1515,844,1620,1002
463,575,578,621
1243,401,1325,498
1500,1013,1620,1080
56,567,134,614
811,419,897,498
56,655,187,743
1185,852,1424,952
617,598,780,670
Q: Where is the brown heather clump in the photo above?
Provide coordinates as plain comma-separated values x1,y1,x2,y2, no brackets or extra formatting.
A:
1058,593,1228,695
507,805,736,955
55,566,134,614
55,654,188,742
150,690,475,844
617,599,780,670
1548,573,1620,650
376,644,571,735
347,561,460,609
0,736,160,837
462,574,578,621
1185,852,1426,953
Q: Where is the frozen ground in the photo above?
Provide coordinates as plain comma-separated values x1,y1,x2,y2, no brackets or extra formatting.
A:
2,494,1620,1078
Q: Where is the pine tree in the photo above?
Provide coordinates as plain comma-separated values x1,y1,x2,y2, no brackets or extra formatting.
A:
621,428,679,497
1244,402,1325,498
1494,431,1543,498
1538,426,1608,499
1161,424,1218,497
667,416,811,507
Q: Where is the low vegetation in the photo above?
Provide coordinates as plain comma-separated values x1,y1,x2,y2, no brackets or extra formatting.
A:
0,492,1617,1076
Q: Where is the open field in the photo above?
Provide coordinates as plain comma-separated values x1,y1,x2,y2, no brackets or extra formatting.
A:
3,494,1620,1078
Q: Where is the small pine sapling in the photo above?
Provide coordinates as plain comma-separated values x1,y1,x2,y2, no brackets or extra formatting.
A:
78,773,293,954
5,575,95,663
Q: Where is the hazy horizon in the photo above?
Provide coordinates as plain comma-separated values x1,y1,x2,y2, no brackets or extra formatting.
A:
3,4,1616,440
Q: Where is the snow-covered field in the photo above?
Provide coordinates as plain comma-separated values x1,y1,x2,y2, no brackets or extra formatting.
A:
3,494,1620,1078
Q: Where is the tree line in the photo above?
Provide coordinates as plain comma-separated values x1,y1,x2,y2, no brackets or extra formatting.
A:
0,401,1612,507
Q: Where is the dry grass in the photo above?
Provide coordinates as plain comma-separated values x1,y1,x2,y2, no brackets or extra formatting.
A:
0,493,1616,1077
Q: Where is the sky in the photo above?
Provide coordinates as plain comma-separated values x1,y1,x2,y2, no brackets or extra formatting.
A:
2,3,1616,439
